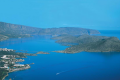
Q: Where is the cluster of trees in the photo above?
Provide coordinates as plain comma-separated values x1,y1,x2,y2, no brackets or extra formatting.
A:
0,68,8,80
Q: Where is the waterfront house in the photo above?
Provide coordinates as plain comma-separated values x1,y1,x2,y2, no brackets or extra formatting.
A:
1,55,10,59
14,64,24,67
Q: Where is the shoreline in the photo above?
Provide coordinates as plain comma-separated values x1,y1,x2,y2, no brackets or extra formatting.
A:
53,50,120,54
2,73,8,80
0,48,49,80
2,66,31,80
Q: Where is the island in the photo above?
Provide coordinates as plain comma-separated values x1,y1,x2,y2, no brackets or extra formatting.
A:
52,35,120,53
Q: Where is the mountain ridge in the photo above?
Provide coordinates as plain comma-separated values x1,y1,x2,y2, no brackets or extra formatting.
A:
0,21,100,41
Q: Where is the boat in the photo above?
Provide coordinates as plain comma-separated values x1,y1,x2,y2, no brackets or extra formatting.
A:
56,73,60,75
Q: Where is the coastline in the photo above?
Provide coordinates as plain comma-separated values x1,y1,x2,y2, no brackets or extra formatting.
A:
0,49,48,80
2,66,31,80
2,73,8,80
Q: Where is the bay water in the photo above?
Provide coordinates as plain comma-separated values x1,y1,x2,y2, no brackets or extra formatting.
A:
0,30,120,80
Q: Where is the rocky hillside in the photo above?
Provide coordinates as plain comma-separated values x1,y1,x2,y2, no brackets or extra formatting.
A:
0,22,100,41
39,27,100,35
0,22,43,35
53,35,108,44
53,35,120,53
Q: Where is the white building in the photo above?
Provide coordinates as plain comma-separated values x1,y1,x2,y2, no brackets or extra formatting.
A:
1,55,6,58
1,55,10,59
0,48,13,51
14,64,24,67
0,64,9,69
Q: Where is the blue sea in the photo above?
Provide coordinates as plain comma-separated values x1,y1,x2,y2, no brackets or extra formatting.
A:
1,30,120,80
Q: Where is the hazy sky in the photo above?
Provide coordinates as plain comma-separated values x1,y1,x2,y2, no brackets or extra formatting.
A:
0,0,120,30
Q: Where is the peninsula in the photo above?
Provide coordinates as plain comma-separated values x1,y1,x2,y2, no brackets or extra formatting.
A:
36,51,50,54
0,48,37,80
52,35,120,53
0,48,49,80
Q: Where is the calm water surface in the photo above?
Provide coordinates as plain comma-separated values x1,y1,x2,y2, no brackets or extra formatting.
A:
0,31,120,80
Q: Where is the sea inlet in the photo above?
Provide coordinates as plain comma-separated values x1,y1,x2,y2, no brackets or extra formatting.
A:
1,30,120,80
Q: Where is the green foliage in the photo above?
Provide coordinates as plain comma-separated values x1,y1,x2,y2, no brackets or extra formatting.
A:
0,68,8,80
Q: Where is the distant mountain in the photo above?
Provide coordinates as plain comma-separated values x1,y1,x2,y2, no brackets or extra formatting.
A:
0,22,43,36
0,22,100,41
51,34,75,40
39,27,100,35
53,35,120,53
